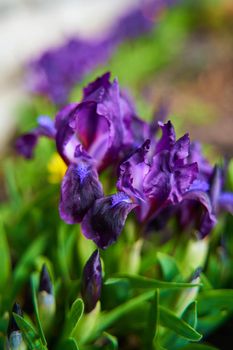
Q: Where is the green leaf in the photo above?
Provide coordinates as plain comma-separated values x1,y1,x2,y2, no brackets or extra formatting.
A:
157,252,180,281
198,290,233,314
90,291,154,341
64,298,84,337
59,338,79,350
13,313,46,350
31,274,47,346
159,306,202,342
105,275,201,290
101,332,118,349
182,302,197,328
0,222,11,291
12,235,47,299
143,289,159,350
181,344,219,350
167,302,198,349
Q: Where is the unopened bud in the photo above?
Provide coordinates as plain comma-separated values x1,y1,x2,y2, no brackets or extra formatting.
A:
7,303,27,350
81,250,102,313
38,264,55,331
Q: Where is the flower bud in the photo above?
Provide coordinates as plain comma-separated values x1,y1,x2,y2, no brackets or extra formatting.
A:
38,264,55,331
81,250,102,313
7,303,27,350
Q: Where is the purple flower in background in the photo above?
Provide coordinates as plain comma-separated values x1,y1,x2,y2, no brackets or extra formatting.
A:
59,145,103,224
209,166,233,215
82,193,137,249
15,115,56,158
26,37,115,105
81,250,102,313
26,1,175,105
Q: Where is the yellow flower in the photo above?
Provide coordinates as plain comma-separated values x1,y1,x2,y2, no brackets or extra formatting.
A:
47,153,67,184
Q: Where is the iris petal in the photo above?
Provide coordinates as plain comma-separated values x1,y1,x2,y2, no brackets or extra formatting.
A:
59,146,103,224
82,193,137,249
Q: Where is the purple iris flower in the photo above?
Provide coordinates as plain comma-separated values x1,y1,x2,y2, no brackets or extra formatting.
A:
81,121,199,249
169,154,232,239
55,72,152,171
59,145,103,224
81,250,102,313
117,121,198,222
16,70,233,248
15,115,56,159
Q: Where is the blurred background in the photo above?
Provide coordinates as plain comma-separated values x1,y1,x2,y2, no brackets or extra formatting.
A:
0,0,233,158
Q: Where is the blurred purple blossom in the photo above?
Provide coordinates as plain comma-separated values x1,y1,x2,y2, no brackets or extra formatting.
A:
25,1,178,105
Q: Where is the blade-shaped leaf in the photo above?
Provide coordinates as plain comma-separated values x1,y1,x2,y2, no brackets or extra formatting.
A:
157,253,180,281
198,290,233,313
0,222,11,291
159,306,202,341
59,338,79,350
105,275,201,290
31,274,47,346
12,235,47,298
101,332,118,349
143,289,159,350
90,291,154,341
64,298,84,337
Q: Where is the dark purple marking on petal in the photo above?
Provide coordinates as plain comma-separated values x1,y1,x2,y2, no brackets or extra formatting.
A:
59,148,103,224
81,249,102,313
82,193,137,249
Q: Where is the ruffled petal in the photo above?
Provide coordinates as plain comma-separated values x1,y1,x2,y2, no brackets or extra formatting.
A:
82,192,137,249
171,133,190,166
117,140,150,203
55,103,79,163
83,72,111,101
182,190,217,238
171,162,198,203
59,146,103,224
155,121,176,153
